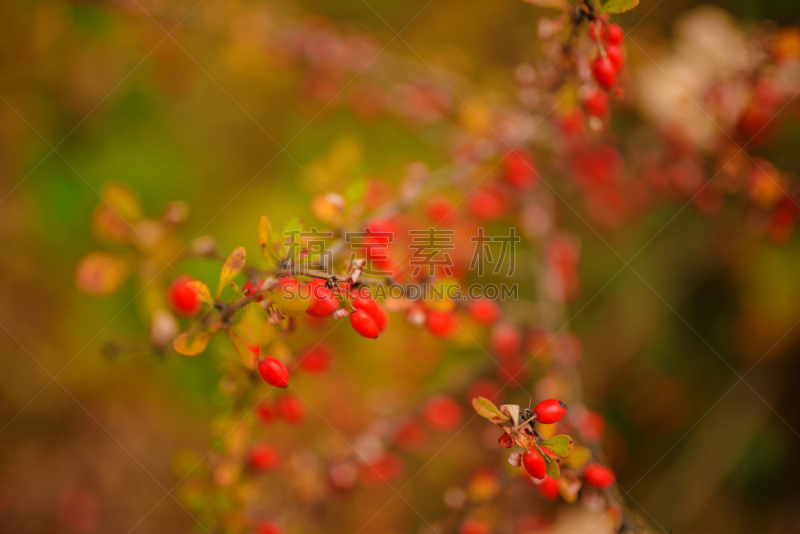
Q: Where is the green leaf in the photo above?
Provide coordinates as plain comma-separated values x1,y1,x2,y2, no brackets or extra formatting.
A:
472,397,511,424
542,435,574,457
601,0,638,14
217,246,246,298
545,454,560,479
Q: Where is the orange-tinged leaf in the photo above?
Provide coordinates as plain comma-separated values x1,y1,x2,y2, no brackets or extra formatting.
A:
187,280,214,306
173,331,213,356
75,252,130,296
257,215,273,259
217,246,246,297
100,182,142,221
235,303,274,346
472,397,510,424
227,330,258,369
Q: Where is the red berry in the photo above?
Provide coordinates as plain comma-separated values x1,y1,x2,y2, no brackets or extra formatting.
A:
349,286,378,315
255,401,276,425
591,57,617,89
491,323,522,359
423,395,463,430
460,518,490,534
257,357,289,388
498,432,514,448
243,279,265,301
255,520,284,534
425,309,458,338
584,87,610,118
249,443,281,471
606,45,624,72
584,464,615,488
168,276,202,316
426,195,456,224
350,309,380,339
298,344,334,374
306,279,338,317
503,147,538,191
468,298,500,325
371,302,389,332
467,187,506,221
393,420,427,449
603,23,624,46
276,394,306,424
538,475,559,500
533,399,568,424
522,450,546,480
359,453,404,487
587,22,600,42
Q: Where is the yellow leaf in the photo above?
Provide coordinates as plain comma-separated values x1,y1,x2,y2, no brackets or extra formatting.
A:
227,330,259,369
187,280,214,306
217,246,246,297
257,215,272,260
235,303,274,346
562,445,592,469
100,182,142,221
472,396,510,424
173,331,213,356
75,252,130,296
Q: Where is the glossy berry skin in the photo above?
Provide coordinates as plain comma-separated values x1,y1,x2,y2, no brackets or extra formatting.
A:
591,57,617,89
468,298,500,325
350,309,380,339
298,344,334,374
371,302,389,332
306,279,338,317
276,394,305,424
257,357,289,388
584,463,615,488
167,277,202,317
538,475,559,500
249,443,281,471
533,399,568,424
603,23,624,46
522,450,546,480
606,45,624,72
242,279,265,301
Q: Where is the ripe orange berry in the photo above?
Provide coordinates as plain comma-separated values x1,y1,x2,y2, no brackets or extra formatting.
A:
522,450,546,480
249,443,281,471
257,357,289,388
583,463,615,488
533,399,568,424
350,309,380,339
167,276,202,316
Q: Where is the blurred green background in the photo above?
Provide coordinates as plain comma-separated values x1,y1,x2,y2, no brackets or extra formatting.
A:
2,0,800,532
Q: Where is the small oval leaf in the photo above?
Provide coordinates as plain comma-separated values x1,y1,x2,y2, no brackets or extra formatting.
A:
562,445,592,469
542,434,574,457
173,331,213,356
472,396,511,424
257,215,273,259
75,252,130,296
545,454,560,479
187,280,214,307
601,0,638,14
218,246,246,297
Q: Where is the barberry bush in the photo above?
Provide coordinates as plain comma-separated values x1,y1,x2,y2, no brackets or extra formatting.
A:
3,0,800,533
